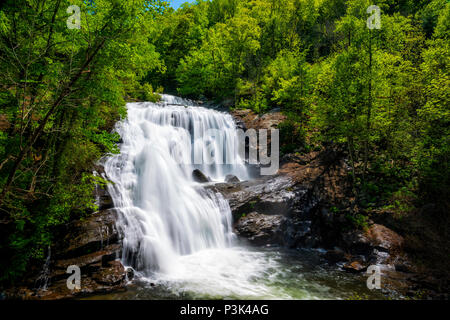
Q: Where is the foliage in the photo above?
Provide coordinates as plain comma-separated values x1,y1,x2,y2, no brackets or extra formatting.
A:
0,0,167,284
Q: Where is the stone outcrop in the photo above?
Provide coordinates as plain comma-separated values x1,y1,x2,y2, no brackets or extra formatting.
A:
231,109,286,132
192,169,210,183
231,109,286,159
235,212,284,245
15,209,127,300
210,147,352,250
342,224,404,258
210,176,296,218
54,209,120,260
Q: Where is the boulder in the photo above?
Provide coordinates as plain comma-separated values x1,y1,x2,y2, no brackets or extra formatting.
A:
342,224,404,256
225,174,240,183
192,169,210,183
235,212,284,245
366,224,404,252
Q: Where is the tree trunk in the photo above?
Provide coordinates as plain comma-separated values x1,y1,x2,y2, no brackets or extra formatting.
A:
363,29,373,184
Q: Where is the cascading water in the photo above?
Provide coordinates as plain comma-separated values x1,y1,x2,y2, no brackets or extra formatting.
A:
100,95,384,300
104,95,246,274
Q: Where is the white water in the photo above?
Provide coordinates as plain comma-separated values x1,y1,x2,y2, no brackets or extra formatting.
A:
104,95,246,273
100,95,383,300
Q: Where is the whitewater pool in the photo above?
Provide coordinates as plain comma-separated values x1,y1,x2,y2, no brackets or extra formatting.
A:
86,246,387,300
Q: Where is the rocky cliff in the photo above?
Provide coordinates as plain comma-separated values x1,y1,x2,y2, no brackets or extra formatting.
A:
3,178,130,300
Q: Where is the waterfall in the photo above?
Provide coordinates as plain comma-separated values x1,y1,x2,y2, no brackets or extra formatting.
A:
100,95,352,300
103,95,247,274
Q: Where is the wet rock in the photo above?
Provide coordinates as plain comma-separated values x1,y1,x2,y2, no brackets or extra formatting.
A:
93,164,106,177
21,209,126,299
192,169,210,183
324,248,349,264
235,212,284,246
92,261,126,286
50,243,121,281
210,176,297,220
126,268,134,281
283,219,315,248
343,261,368,273
225,175,240,183
55,209,120,259
342,224,404,262
4,259,128,300
1,203,127,300
96,187,114,211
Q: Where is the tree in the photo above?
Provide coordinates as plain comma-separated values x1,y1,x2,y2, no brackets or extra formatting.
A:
0,0,166,283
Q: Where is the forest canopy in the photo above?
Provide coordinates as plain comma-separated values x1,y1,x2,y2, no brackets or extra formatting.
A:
149,0,449,217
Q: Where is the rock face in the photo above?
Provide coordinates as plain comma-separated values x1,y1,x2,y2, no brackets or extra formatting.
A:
235,212,284,245
208,175,296,225
96,187,114,211
54,209,120,259
93,164,114,211
342,224,404,257
32,209,126,300
231,109,286,159
215,145,408,267
207,174,299,247
4,205,127,300
210,148,351,250
231,109,286,132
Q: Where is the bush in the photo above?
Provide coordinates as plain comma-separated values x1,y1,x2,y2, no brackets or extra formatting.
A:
278,119,306,155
